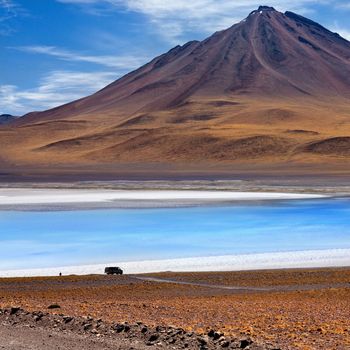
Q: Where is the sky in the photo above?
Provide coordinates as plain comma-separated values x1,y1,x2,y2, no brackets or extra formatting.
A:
1,0,350,116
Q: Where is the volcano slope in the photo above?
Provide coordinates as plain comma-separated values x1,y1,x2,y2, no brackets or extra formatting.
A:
1,6,350,177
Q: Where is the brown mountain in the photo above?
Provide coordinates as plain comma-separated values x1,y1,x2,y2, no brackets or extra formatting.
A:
0,114,18,125
1,6,350,178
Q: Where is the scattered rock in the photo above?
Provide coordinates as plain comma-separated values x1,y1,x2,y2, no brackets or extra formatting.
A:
198,335,208,345
220,340,230,348
10,307,21,315
63,316,73,323
114,324,125,333
33,315,43,322
0,307,279,349
148,333,159,342
83,323,92,331
208,330,222,340
240,338,253,348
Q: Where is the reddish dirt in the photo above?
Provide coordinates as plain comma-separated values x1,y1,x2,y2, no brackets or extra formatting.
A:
1,268,350,349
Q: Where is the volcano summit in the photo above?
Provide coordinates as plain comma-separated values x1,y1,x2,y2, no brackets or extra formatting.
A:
1,6,350,177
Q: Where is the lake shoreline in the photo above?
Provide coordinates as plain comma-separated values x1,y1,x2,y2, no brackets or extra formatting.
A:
0,187,331,211
1,249,350,278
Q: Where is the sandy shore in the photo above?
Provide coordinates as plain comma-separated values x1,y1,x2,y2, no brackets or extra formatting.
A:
1,249,349,277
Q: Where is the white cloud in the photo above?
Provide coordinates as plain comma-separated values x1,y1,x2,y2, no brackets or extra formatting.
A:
334,28,350,40
331,22,350,40
336,2,350,9
3,45,150,115
0,0,18,35
12,45,148,69
57,0,100,3
0,0,17,17
55,0,334,42
0,71,118,115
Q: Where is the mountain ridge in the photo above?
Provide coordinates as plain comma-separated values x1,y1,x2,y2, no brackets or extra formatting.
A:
1,6,350,175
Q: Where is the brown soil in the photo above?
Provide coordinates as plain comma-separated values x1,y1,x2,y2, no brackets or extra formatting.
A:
1,268,350,349
0,308,266,350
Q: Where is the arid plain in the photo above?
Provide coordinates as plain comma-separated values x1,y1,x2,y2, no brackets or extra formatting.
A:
1,268,350,349
1,6,350,350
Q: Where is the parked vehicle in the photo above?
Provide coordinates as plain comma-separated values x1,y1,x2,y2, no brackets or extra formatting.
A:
104,266,123,275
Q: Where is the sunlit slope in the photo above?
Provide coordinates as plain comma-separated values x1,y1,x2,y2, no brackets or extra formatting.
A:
1,6,350,172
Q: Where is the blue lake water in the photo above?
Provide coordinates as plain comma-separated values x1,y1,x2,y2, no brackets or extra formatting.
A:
0,198,350,270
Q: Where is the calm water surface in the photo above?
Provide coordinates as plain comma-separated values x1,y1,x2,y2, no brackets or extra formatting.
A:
0,198,350,270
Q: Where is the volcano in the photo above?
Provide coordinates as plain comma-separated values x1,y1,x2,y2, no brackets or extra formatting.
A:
1,6,350,178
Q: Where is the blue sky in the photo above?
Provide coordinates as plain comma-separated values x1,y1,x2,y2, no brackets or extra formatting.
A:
1,0,350,116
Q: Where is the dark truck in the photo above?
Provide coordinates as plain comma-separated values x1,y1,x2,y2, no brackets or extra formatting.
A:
104,266,123,275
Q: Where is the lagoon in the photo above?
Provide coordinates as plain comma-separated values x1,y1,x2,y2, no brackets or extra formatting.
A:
1,197,350,274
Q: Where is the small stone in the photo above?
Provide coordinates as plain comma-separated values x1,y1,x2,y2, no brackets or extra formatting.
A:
208,330,215,337
221,340,230,348
115,324,125,333
156,325,165,332
33,315,43,322
240,339,253,348
83,323,92,331
212,331,222,340
10,307,21,315
63,316,73,323
198,336,208,345
149,333,159,342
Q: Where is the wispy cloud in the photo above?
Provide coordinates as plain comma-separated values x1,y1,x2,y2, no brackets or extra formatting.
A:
331,19,350,41
336,2,350,10
0,70,118,115
0,0,17,19
332,27,350,41
55,0,335,42
12,45,148,69
3,45,150,115
0,0,19,35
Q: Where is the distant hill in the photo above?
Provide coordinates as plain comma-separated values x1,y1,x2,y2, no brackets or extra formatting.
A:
0,114,18,125
2,6,350,176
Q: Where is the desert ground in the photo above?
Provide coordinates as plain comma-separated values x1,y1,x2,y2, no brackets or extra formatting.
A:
1,268,350,349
